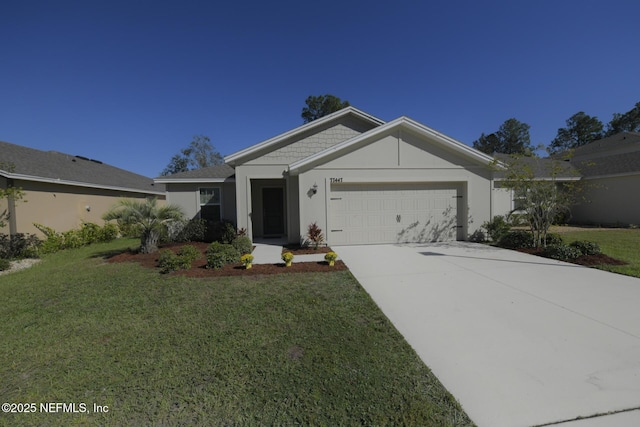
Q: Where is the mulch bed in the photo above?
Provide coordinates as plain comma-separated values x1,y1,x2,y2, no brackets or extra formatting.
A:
282,245,332,255
105,242,347,277
516,248,628,266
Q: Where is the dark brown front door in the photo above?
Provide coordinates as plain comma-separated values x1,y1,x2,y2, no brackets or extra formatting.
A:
262,187,285,235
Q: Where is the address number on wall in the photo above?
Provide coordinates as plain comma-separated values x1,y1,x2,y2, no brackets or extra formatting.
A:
329,177,343,183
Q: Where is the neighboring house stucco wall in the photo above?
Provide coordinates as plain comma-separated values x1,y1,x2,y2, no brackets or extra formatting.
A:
570,175,640,226
8,180,164,236
0,176,10,234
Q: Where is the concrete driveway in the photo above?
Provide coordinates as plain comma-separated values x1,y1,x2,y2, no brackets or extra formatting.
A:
334,242,640,427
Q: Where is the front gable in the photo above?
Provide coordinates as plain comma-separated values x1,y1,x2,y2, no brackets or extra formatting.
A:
289,117,495,173
225,107,383,166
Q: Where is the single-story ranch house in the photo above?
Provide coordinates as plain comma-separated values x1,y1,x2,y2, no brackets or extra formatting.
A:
0,141,165,236
156,107,514,245
157,109,640,245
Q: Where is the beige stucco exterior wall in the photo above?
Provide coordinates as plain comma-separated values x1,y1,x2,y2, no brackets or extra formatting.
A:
0,176,10,234
165,182,236,223
570,175,640,225
7,180,165,236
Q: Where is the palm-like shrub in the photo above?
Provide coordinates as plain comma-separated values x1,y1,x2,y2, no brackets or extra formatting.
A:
103,198,184,254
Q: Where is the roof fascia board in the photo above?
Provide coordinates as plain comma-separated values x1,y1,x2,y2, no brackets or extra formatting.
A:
581,171,640,180
224,107,385,165
289,117,499,174
494,176,581,182
153,177,236,184
0,171,164,195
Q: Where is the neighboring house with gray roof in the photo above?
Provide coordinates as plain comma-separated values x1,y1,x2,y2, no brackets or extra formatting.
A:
567,132,640,225
0,140,165,236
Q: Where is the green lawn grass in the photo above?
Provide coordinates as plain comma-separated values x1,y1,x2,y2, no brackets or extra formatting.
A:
557,228,640,278
0,239,473,426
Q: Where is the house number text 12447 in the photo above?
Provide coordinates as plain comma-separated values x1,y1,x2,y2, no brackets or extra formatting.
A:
330,178,343,183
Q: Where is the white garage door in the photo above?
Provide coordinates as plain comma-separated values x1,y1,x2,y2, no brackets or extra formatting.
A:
329,182,460,245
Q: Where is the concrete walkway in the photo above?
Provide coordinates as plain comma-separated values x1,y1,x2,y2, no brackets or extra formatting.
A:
252,239,329,264
334,242,640,427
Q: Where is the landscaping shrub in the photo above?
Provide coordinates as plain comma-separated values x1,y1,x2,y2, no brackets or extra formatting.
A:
79,222,99,244
173,218,208,242
545,233,563,246
498,230,534,249
206,220,237,243
569,240,601,256
158,250,182,274
99,223,119,242
468,229,486,243
34,223,118,254
541,244,581,261
157,245,201,274
206,242,240,269
231,236,252,256
482,215,511,243
305,222,325,249
177,245,201,263
0,258,11,271
0,233,40,259
219,221,237,244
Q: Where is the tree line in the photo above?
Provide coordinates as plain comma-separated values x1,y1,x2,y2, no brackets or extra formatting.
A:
160,96,640,176
473,101,640,156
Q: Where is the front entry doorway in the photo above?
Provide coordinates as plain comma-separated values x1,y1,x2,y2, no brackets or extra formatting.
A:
262,187,285,236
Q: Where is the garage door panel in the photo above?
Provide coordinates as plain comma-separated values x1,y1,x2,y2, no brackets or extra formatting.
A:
329,183,461,245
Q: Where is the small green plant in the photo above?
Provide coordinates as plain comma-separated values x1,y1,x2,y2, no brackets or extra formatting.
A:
569,240,601,256
220,221,237,244
482,215,511,243
158,250,182,274
232,236,253,257
158,245,201,273
177,245,201,263
306,222,325,249
545,233,563,246
324,251,338,266
34,223,118,254
541,244,581,261
173,218,208,242
206,242,240,269
498,230,534,249
282,251,294,266
0,258,11,271
0,233,40,259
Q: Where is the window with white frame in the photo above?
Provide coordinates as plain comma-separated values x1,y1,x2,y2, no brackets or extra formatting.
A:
199,187,221,222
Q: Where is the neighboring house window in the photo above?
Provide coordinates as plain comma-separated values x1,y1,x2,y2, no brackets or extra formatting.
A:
199,187,221,222
513,189,526,212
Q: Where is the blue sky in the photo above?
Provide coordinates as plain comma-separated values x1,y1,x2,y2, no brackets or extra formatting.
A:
1,0,638,178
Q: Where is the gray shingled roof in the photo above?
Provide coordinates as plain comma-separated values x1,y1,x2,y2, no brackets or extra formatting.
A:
493,153,581,179
572,132,640,158
572,150,640,177
155,164,235,180
0,140,164,194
